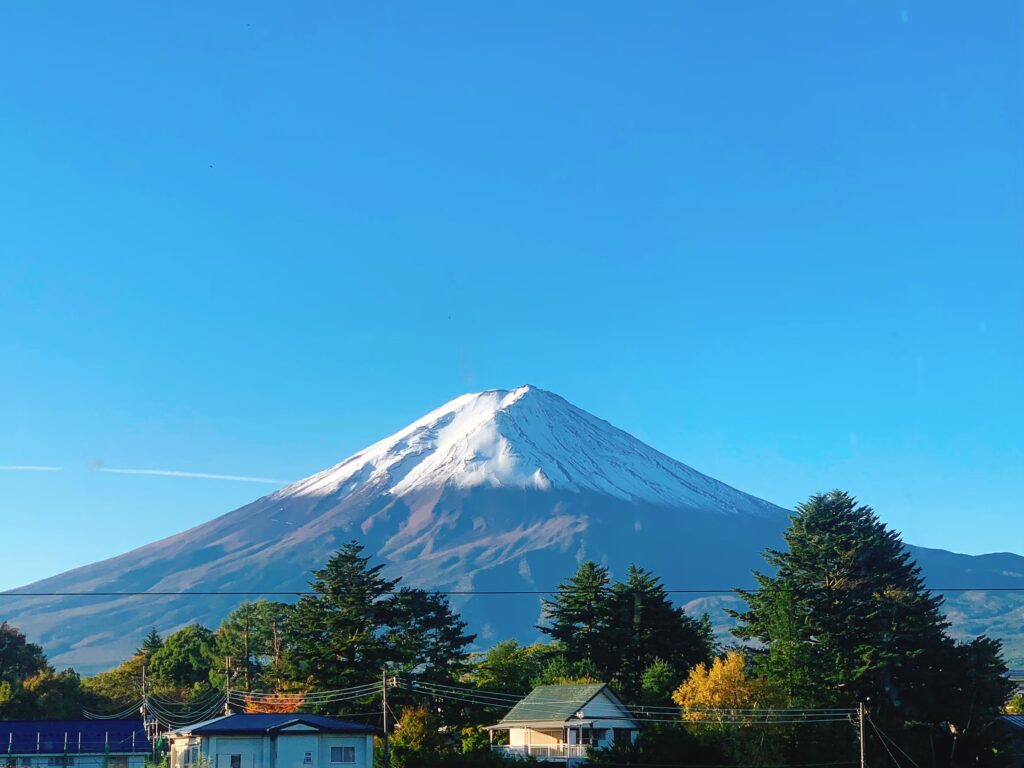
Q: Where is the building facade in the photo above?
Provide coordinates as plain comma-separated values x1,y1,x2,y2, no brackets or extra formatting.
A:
1,720,149,768
487,683,639,763
166,715,375,768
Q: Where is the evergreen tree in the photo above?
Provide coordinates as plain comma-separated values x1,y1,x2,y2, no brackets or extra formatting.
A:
285,541,400,693
216,601,293,691
387,588,475,685
137,628,163,661
608,565,714,699
638,658,678,705
733,491,951,716
539,561,614,677
732,490,1012,768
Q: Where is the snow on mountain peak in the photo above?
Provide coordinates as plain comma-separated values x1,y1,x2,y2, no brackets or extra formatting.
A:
277,385,778,516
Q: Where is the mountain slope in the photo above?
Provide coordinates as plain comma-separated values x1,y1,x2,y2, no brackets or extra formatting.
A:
4,385,1022,672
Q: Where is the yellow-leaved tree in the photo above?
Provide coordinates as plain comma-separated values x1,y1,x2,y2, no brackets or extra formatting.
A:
671,651,784,766
672,650,779,714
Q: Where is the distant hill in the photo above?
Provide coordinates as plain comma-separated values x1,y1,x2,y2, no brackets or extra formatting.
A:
4,385,1022,672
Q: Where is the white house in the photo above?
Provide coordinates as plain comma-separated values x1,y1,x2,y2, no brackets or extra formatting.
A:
166,714,376,768
487,683,639,763
0,719,149,768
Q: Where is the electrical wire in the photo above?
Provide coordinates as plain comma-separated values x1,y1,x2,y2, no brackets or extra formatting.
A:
395,682,853,725
869,717,905,768
401,679,854,717
83,700,144,719
4,587,1024,597
868,715,923,768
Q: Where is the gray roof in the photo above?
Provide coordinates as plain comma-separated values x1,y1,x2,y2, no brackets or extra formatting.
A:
497,683,614,725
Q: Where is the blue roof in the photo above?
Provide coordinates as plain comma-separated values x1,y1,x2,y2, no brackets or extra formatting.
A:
1003,715,1024,731
184,714,377,736
0,720,149,755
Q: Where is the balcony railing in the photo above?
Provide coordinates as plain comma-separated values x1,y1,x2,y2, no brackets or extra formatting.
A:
492,743,590,761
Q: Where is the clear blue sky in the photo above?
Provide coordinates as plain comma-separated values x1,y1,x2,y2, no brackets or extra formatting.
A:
1,2,1021,591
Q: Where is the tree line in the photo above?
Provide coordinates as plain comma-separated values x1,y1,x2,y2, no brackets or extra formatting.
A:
1,490,1019,768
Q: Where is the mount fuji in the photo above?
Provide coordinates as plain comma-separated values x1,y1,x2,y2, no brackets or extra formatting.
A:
5,386,1023,672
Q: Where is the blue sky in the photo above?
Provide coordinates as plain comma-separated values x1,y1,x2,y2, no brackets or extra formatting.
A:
1,2,1021,591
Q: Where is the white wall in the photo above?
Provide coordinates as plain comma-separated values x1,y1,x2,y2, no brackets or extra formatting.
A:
314,735,370,768
169,733,371,768
206,737,265,768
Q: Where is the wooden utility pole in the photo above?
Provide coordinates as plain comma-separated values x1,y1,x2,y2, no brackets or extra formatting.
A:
382,670,391,768
859,702,866,768
224,656,232,715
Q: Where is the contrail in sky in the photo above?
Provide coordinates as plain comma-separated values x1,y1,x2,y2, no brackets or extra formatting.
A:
96,467,289,485
0,465,64,472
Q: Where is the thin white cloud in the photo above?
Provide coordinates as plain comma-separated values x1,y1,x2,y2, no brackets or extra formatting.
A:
97,467,289,485
0,465,64,472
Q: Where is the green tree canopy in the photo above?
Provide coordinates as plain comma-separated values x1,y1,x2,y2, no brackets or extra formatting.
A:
0,622,48,685
216,601,294,692
284,540,475,716
608,564,714,699
539,561,614,676
732,490,1012,768
286,541,401,692
466,640,545,695
149,624,218,691
0,622,93,718
539,561,713,699
387,588,475,684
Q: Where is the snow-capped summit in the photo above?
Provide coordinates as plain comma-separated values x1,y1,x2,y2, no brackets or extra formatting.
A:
278,385,778,516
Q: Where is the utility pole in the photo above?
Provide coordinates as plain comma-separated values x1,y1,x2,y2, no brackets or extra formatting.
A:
141,665,151,745
859,702,866,768
224,656,232,716
381,670,390,768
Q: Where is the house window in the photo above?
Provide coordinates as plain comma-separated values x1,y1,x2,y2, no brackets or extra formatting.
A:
19,760,31,768
47,758,74,767
612,728,633,743
329,747,355,764
230,756,241,768
109,758,128,768
302,753,312,765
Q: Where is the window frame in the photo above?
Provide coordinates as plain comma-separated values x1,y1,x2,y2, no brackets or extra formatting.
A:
329,746,356,764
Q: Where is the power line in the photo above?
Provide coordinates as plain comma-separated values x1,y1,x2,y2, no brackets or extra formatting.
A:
4,587,1024,598
396,682,854,725
867,715,923,768
868,717,905,768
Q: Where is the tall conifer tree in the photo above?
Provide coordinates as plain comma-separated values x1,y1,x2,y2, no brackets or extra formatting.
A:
732,490,1012,767
285,541,400,692
540,561,614,676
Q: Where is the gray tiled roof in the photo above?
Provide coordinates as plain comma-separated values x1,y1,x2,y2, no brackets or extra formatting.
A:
497,683,609,725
